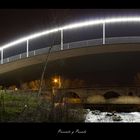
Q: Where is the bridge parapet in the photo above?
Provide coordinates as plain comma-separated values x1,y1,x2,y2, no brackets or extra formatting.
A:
2,36,140,65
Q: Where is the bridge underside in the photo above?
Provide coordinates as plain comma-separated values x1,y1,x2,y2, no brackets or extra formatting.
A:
1,44,140,87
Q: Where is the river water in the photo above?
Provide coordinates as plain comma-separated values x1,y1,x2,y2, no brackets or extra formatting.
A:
85,109,140,122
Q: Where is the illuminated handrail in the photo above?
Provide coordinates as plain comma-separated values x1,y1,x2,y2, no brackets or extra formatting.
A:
1,16,140,50
1,16,140,64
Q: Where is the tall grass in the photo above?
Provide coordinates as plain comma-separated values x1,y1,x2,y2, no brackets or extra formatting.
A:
0,91,86,122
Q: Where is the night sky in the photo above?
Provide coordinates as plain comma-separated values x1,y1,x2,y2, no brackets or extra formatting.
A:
0,9,140,43
1,9,140,57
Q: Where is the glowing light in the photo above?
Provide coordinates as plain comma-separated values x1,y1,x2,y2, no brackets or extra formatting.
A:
0,28,60,50
15,88,18,91
53,78,59,83
1,16,140,50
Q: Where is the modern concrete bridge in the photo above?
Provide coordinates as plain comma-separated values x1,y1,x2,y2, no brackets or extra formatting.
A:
1,16,140,94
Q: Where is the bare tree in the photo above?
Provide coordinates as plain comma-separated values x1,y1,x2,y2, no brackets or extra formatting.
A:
38,10,61,97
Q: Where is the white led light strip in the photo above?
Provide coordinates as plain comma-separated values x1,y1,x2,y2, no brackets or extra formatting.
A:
1,16,140,50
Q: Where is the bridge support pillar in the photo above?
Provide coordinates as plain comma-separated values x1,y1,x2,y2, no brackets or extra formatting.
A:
1,49,3,64
61,29,63,50
26,40,29,57
103,22,105,44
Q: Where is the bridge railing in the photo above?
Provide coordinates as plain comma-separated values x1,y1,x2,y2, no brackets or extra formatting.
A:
106,36,140,44
2,36,140,64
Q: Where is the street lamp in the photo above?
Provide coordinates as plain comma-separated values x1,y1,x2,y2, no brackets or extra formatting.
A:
52,76,61,88
51,76,61,111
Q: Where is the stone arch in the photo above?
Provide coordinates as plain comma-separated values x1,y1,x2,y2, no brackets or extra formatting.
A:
62,91,82,103
63,91,80,98
103,91,121,99
128,91,133,96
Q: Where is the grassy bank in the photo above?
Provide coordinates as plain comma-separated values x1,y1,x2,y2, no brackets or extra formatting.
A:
0,91,86,122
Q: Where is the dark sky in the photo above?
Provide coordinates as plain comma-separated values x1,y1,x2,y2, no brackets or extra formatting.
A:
0,9,140,45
